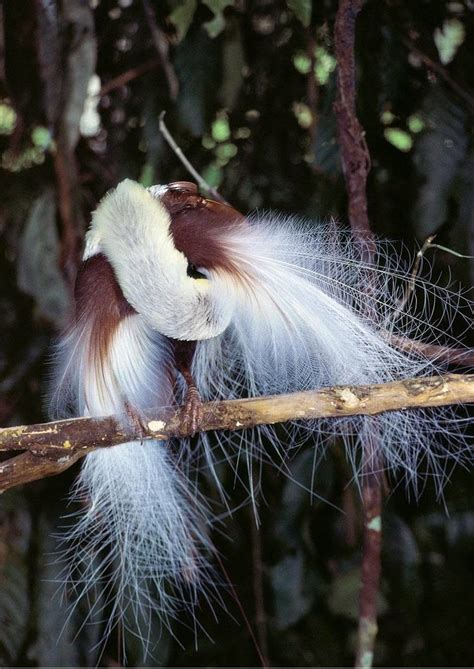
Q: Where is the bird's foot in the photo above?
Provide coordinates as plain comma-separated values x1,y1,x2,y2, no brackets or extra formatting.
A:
124,401,148,442
181,385,203,437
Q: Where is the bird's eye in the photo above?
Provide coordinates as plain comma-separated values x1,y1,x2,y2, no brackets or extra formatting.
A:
187,264,208,280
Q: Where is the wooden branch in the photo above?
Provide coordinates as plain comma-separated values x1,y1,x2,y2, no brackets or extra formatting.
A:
0,451,83,494
388,335,474,369
0,374,472,493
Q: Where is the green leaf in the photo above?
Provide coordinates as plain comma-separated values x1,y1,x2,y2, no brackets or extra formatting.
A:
286,0,311,27
212,116,231,142
169,0,197,42
139,162,155,187
202,0,234,38
407,113,425,134
434,18,465,65
293,52,311,75
384,127,413,152
328,568,388,621
0,102,17,135
314,46,336,85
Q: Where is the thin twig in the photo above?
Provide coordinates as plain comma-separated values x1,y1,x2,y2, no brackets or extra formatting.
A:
402,38,474,113
158,112,230,204
141,0,179,100
386,335,474,368
0,374,473,493
99,57,161,97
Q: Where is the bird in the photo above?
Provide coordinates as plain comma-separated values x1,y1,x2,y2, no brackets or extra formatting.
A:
49,178,472,658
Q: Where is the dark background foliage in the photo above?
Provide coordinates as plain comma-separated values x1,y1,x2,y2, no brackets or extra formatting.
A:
0,0,473,666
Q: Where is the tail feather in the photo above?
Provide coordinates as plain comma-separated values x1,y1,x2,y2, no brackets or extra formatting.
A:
50,313,216,655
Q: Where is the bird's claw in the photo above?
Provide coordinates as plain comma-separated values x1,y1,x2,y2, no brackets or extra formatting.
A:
124,401,148,442
181,386,203,437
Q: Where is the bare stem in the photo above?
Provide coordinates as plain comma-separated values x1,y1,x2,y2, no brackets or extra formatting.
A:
158,112,229,204
354,436,383,669
334,1,381,665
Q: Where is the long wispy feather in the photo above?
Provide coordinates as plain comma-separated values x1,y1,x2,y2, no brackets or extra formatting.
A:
50,312,218,659
48,180,472,658
192,214,472,496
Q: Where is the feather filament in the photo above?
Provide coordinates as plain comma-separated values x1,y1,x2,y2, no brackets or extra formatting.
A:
48,180,472,658
51,313,217,658
192,214,472,496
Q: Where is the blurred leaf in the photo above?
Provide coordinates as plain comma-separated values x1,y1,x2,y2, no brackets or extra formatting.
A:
212,115,230,142
286,0,311,27
328,568,388,621
59,0,97,151
407,114,425,134
169,0,198,42
31,515,82,667
270,550,317,629
453,148,474,284
221,23,245,110
139,162,155,187
174,27,221,136
202,0,234,38
384,127,413,152
414,511,474,548
0,499,31,665
0,101,17,135
17,189,70,327
36,0,62,127
383,514,420,568
314,47,336,85
275,449,334,550
413,86,468,239
311,76,341,175
434,18,465,65
292,101,313,129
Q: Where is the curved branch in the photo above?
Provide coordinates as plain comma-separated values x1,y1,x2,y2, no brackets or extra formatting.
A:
0,374,472,493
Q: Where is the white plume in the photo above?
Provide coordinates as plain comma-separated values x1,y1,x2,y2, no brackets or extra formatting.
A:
50,314,217,658
192,214,472,495
49,187,472,657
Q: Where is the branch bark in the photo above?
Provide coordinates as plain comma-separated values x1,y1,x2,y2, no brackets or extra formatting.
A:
0,374,472,493
334,0,373,253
